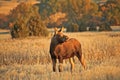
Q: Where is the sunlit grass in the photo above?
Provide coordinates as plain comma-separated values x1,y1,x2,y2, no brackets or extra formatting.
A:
0,1,39,14
0,32,120,80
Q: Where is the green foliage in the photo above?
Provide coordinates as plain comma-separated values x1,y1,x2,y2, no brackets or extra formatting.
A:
72,23,79,32
9,2,49,38
0,14,9,29
38,0,100,31
11,19,29,38
38,0,120,31
28,16,49,37
0,0,120,31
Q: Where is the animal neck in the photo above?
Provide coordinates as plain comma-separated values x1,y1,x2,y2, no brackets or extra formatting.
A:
64,37,70,42
50,37,59,49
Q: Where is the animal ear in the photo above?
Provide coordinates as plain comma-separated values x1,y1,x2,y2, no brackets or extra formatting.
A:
59,27,64,33
54,27,58,34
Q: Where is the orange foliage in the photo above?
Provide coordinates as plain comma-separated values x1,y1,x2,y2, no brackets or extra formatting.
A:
101,6,107,11
49,12,67,26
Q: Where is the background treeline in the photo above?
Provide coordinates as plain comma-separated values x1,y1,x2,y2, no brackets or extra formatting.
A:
37,0,120,31
0,0,120,38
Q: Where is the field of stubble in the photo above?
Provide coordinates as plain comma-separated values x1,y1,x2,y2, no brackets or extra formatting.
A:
0,31,120,80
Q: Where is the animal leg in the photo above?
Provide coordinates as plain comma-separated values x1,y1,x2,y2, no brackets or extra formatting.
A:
80,56,86,69
59,63,63,72
77,54,86,69
58,56,63,72
69,57,74,72
52,58,57,72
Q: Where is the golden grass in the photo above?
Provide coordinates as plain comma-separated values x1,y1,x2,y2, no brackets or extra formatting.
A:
0,1,18,15
0,31,120,80
0,1,39,15
0,29,11,40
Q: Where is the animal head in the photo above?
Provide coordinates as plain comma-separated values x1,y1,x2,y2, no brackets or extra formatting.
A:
53,27,69,43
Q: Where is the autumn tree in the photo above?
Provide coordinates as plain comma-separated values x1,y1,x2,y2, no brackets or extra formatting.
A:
106,0,120,25
9,2,49,38
37,0,119,31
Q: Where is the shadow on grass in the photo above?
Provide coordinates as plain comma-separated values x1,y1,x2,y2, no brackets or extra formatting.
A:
0,32,9,34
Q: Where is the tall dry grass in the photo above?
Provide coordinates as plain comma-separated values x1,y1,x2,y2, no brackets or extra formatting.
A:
0,32,120,80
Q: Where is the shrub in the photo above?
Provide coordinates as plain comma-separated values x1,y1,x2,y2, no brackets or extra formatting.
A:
9,2,49,38
72,23,79,32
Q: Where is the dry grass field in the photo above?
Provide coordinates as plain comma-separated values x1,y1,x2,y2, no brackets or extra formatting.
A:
0,1,39,15
0,1,18,15
0,30,120,80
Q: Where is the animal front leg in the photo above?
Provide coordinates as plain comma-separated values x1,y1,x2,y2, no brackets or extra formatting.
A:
69,57,75,72
52,58,57,72
58,56,63,72
59,63,63,72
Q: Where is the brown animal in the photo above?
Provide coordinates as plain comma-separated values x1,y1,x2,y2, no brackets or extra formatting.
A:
49,27,86,72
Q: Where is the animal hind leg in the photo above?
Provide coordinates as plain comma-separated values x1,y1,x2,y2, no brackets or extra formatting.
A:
80,56,86,69
77,53,86,69
69,57,75,72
